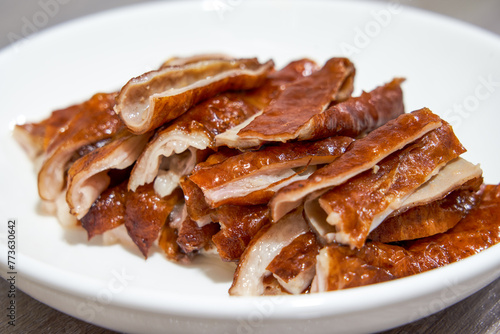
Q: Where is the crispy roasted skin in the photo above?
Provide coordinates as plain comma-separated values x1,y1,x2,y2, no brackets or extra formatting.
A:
369,177,482,243
238,57,355,141
124,185,182,258
269,108,443,222
37,93,122,201
267,232,319,286
80,181,129,239
176,217,220,254
115,58,275,134
66,130,152,219
317,184,500,291
211,205,270,262
189,136,354,207
180,176,213,223
296,78,405,140
318,122,466,248
14,104,81,159
158,222,190,264
128,59,317,192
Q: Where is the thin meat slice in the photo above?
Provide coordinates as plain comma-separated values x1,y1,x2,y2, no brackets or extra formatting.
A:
37,93,122,201
312,184,500,292
211,205,270,262
189,136,354,207
229,207,309,296
124,185,182,258
318,122,466,249
66,130,152,219
80,181,128,239
114,58,274,134
270,108,443,222
237,57,355,143
368,176,482,243
305,158,482,244
391,158,482,213
266,232,320,294
295,78,405,141
129,59,318,194
13,104,81,160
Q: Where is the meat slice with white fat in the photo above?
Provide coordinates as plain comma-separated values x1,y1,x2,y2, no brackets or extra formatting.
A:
114,57,274,134
317,122,466,249
66,130,152,219
270,108,443,222
37,93,122,201
266,231,319,294
128,59,318,195
229,207,310,296
311,184,500,292
189,136,354,208
368,175,482,243
224,57,355,148
305,158,482,245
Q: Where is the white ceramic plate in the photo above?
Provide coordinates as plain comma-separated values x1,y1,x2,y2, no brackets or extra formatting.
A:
1,1,500,333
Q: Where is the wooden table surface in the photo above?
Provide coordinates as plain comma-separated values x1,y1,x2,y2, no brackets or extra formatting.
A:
1,0,500,333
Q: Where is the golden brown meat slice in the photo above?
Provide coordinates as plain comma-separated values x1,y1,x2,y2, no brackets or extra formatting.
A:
229,207,310,296
179,176,213,226
368,176,482,243
236,57,355,144
189,136,354,208
66,130,152,219
312,184,500,292
318,122,465,249
37,93,122,201
80,181,128,239
114,57,274,134
176,216,220,254
211,205,270,262
266,232,320,294
13,104,81,160
129,59,319,194
295,78,405,140
158,222,190,264
124,185,182,258
305,158,482,244
214,58,320,149
270,108,443,222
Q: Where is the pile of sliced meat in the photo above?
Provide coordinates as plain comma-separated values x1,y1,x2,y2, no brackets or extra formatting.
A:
14,54,500,296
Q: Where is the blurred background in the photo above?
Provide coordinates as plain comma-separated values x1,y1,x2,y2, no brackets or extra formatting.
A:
0,0,499,51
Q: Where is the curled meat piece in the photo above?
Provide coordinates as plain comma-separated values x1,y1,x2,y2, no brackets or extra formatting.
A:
66,130,152,219
114,58,274,134
312,184,500,292
229,207,309,296
37,93,122,201
129,59,318,194
270,108,443,222
13,104,81,160
318,122,466,249
189,136,354,207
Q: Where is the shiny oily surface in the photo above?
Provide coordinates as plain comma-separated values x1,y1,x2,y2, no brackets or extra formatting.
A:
1,1,500,333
